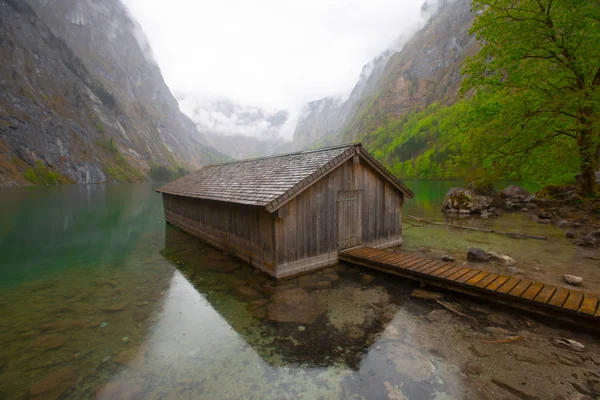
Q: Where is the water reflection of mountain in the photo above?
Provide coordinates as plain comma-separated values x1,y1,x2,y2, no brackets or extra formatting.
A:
0,184,165,285
161,225,410,370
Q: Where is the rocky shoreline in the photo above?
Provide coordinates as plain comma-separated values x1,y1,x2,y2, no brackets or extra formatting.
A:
442,182,600,248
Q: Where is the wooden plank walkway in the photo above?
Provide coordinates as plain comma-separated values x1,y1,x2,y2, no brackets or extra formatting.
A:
339,246,600,330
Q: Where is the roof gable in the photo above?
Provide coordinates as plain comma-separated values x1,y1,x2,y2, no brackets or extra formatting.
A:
156,144,414,212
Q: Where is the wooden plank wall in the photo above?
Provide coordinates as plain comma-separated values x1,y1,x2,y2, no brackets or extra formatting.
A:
275,158,404,277
162,194,277,276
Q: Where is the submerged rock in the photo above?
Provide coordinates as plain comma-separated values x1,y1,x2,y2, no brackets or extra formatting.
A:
467,248,489,262
574,231,600,248
267,288,325,324
442,188,493,214
359,274,375,285
29,367,78,400
563,275,584,287
32,334,68,350
94,381,143,399
234,286,263,301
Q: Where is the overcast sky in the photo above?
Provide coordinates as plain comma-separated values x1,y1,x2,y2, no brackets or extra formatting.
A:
123,0,428,138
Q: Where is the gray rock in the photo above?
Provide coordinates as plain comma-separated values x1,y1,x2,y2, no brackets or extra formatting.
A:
574,231,600,248
488,251,516,266
525,202,538,210
566,231,577,239
500,185,531,200
507,267,520,274
441,255,455,262
467,248,489,262
563,274,584,286
572,222,583,228
538,219,551,224
556,220,570,228
538,212,552,219
442,188,494,214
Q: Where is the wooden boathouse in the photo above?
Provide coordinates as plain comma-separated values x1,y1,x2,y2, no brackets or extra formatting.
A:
157,143,414,278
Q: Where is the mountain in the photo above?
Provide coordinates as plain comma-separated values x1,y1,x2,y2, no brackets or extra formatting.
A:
291,0,476,152
178,96,288,159
0,0,225,186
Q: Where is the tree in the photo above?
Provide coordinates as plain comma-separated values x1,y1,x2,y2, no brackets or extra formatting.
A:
462,0,600,194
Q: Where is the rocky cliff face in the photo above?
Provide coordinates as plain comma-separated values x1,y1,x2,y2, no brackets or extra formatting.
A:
0,0,224,185
291,0,475,148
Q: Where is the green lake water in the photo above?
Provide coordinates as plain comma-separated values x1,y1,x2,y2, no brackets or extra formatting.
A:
0,183,598,399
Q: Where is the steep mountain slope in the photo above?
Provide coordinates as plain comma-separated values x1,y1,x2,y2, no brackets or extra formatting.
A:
0,0,224,186
291,0,475,151
292,48,398,150
343,0,475,140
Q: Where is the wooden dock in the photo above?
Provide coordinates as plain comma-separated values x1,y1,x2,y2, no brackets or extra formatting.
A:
339,246,600,330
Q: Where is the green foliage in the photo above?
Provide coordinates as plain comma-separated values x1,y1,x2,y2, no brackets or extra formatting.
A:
24,160,72,185
357,101,475,181
149,165,188,182
462,0,600,194
97,138,143,183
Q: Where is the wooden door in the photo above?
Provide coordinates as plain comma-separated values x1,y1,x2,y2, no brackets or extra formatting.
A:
337,190,362,250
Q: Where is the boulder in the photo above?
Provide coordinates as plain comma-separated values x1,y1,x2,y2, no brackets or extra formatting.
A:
442,188,494,214
500,185,531,200
563,275,584,287
499,185,532,210
574,231,600,248
467,248,489,262
467,181,496,197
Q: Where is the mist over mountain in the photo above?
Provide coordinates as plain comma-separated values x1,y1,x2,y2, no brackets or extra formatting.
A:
0,0,226,185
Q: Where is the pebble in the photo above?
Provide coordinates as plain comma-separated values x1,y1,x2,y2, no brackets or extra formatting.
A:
566,231,576,239
298,325,305,331
507,266,520,274
441,255,455,262
563,274,584,286
121,336,129,343
100,322,108,328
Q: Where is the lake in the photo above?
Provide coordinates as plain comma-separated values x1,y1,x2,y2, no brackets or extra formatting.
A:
1,183,598,399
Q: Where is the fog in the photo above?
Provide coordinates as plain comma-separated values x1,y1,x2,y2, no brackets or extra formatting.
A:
123,0,431,139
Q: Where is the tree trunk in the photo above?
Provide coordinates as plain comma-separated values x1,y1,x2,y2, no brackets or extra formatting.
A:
578,107,598,196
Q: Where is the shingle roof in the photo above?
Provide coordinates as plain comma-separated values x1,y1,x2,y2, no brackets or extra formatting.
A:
156,143,414,212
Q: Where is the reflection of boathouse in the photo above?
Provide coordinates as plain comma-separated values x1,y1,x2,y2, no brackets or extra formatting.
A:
157,144,414,278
